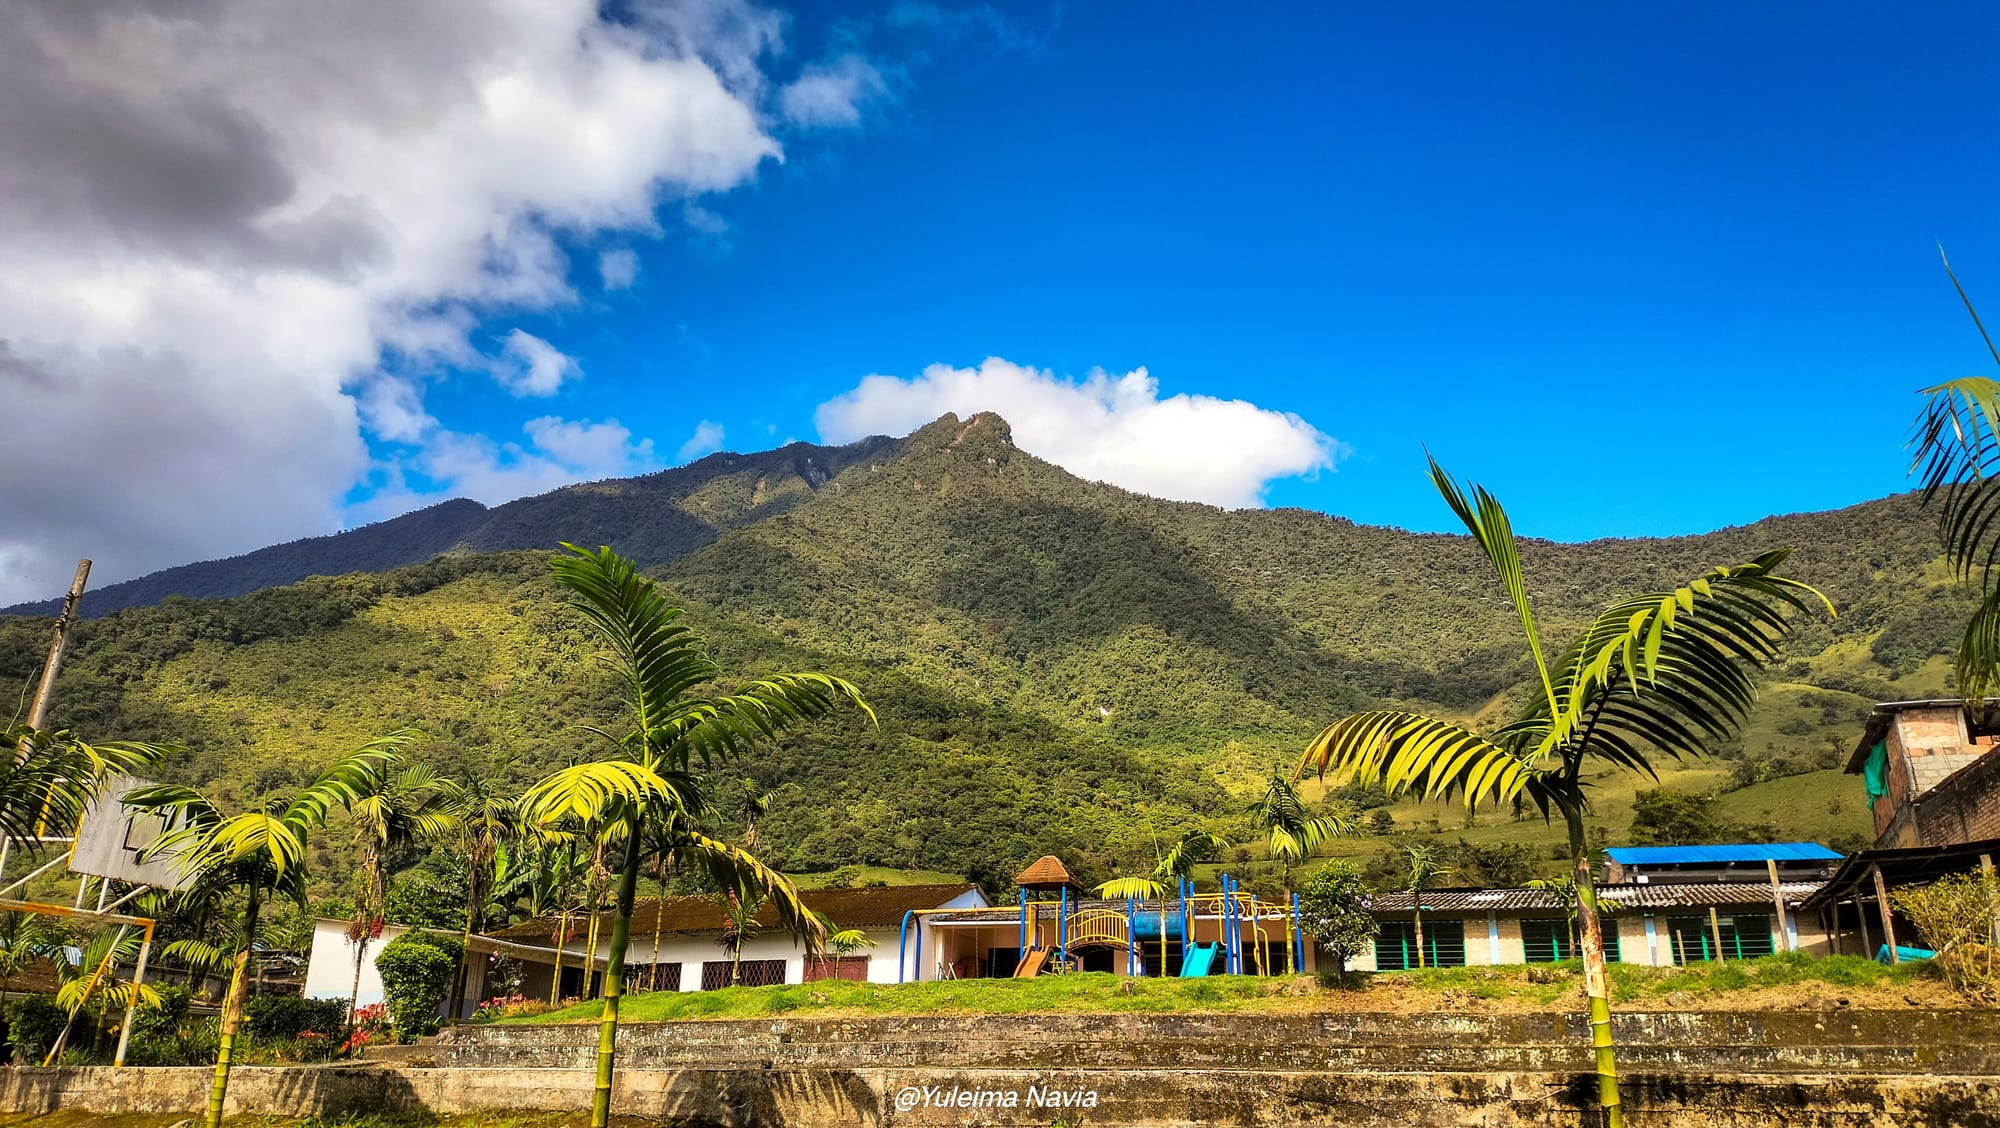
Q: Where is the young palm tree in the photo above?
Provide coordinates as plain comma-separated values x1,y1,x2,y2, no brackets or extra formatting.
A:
715,890,763,985
1298,458,1827,1128
346,763,459,1030
1097,829,1231,976
442,778,522,1023
127,734,408,1128
1912,253,2000,699
46,926,161,1063
1246,764,1359,899
1399,843,1446,969
520,544,872,1128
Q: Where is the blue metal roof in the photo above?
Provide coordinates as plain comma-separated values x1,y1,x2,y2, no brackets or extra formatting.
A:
1604,842,1841,865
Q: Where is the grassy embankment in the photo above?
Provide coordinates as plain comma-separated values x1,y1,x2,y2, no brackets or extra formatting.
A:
499,954,1949,1025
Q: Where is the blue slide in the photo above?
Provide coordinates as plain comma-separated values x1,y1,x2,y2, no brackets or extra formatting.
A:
1179,943,1217,977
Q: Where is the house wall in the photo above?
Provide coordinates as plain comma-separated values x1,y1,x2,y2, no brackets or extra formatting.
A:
1878,708,1986,846
1912,749,2000,847
302,919,408,1009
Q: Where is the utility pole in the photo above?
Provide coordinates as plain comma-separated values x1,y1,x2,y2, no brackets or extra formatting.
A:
2,560,90,882
25,559,92,730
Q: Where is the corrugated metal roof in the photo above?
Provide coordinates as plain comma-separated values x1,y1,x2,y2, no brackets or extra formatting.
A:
1603,842,1841,865
1368,881,1825,914
486,883,981,942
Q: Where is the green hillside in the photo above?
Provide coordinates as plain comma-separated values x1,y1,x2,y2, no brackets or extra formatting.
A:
0,413,1966,895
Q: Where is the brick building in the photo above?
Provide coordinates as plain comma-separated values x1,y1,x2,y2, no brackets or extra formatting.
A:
1847,699,2000,848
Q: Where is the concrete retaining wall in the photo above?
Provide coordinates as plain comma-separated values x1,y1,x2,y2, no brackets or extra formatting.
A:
5,1010,1998,1127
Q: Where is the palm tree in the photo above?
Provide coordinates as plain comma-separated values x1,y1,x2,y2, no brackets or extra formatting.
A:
0,911,58,1011
442,778,522,1023
519,544,872,1128
1399,844,1446,969
715,890,763,985
1245,764,1358,899
1298,458,1827,1128
346,763,458,1031
1,724,170,850
1912,252,2000,698
46,926,160,1063
127,734,408,1128
1097,829,1231,977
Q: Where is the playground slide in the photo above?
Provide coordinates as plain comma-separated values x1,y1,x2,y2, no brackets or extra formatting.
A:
1013,947,1052,978
1179,943,1216,977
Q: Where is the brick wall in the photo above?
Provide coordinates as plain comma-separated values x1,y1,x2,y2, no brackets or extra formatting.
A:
1914,749,2000,847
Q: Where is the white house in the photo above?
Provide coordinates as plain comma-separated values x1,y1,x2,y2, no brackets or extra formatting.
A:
303,882,987,1018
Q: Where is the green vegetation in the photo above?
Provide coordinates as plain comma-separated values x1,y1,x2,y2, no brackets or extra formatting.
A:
502,955,1941,1025
514,544,871,1128
1,414,1947,904
376,933,462,1042
1299,456,1831,1128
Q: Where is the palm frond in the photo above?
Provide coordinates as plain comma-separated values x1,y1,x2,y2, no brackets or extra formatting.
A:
552,544,721,736
646,675,875,768
0,729,173,845
1426,455,1557,713
1299,710,1533,807
681,831,825,952
1518,552,1829,770
1154,830,1229,881
520,761,694,827
1095,876,1169,899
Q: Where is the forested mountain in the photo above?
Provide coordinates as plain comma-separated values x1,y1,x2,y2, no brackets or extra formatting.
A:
0,413,1970,890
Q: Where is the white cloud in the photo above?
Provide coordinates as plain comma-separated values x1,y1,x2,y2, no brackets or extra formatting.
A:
676,419,727,462
493,329,577,397
815,358,1344,508
597,248,639,291
0,0,807,604
352,415,659,524
778,55,887,129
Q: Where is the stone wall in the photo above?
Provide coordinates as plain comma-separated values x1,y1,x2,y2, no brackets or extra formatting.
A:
6,1010,1999,1127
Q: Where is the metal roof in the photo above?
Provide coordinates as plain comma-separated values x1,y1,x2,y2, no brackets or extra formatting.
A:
1369,881,1826,915
1603,842,1841,865
1799,835,2000,909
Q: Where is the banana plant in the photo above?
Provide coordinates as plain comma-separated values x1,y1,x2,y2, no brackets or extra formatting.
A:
1297,457,1828,1128
127,733,409,1128
1911,251,2000,699
519,544,873,1128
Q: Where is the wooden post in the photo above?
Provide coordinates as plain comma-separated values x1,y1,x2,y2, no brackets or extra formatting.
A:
1872,865,1900,964
25,559,92,730
1981,854,1997,947
1766,859,1792,953
1856,897,1872,961
1707,906,1726,962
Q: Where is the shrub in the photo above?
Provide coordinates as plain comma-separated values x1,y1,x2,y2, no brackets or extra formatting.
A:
1297,862,1378,974
244,994,348,1041
4,995,66,1066
375,932,463,1041
1896,872,1999,998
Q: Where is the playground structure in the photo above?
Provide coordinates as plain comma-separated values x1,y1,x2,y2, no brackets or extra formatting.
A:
895,857,1310,983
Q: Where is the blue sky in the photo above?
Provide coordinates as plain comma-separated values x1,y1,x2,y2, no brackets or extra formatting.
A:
463,2,2000,540
8,1,2000,600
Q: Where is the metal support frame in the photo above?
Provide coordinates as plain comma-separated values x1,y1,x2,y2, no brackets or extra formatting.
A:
0,896,155,1067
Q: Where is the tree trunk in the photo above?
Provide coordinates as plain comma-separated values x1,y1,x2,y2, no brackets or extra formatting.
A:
1570,818,1624,1128
450,861,483,1026
648,893,664,993
1412,895,1426,969
591,822,644,1128
346,933,369,1038
550,909,568,1005
208,883,262,1128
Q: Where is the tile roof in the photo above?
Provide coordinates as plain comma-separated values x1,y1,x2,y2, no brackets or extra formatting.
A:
1013,855,1082,888
1604,843,1841,865
1366,881,1826,915
486,882,979,942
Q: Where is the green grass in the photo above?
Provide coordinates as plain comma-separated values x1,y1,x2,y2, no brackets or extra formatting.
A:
500,955,1946,1025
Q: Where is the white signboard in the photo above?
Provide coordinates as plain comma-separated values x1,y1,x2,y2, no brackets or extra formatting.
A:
69,776,190,890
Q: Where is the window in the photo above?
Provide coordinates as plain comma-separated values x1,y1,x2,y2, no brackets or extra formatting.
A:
804,956,870,983
1521,919,1572,963
1374,919,1466,970
1520,920,1620,964
634,962,682,991
701,958,787,990
1665,914,1773,963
